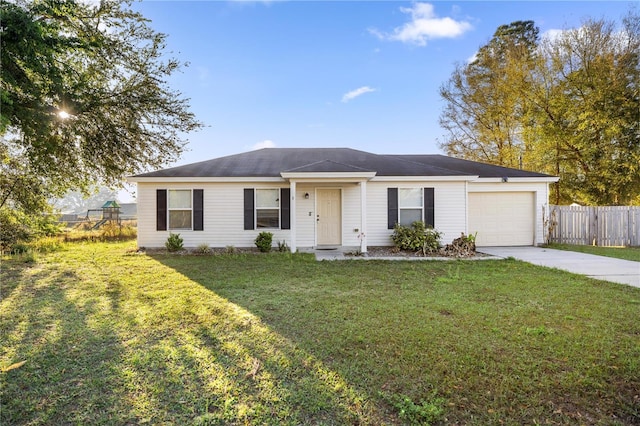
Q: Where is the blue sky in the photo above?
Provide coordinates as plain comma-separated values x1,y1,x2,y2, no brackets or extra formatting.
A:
120,1,633,200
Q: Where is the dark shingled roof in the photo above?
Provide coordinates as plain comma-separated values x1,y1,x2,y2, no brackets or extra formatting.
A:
391,155,553,178
134,148,554,179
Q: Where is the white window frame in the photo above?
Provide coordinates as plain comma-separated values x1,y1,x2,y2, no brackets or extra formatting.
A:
398,188,423,226
168,189,193,230
255,188,281,229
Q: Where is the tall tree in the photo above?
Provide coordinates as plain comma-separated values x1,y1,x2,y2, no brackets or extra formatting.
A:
439,12,640,205
529,14,640,204
439,21,539,168
1,0,202,211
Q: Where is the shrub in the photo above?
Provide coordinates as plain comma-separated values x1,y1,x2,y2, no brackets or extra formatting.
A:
225,245,236,254
392,221,442,254
165,233,184,252
194,243,211,254
0,210,30,252
277,240,289,252
31,236,65,253
254,231,273,252
423,227,442,254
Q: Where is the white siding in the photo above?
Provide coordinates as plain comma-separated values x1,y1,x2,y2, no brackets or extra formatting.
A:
366,181,468,246
295,185,316,247
137,179,550,249
342,185,363,247
137,182,292,248
468,181,550,246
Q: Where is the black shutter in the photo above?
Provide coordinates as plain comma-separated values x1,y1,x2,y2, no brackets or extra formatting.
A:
424,187,435,228
156,189,167,231
387,188,398,229
193,189,204,231
244,189,255,230
281,188,290,230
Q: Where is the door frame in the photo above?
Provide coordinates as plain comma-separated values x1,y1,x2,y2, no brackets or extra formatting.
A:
315,187,343,247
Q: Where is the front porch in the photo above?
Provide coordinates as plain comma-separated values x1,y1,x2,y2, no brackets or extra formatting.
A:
282,169,374,253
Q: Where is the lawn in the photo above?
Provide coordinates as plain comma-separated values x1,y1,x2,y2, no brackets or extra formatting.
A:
546,243,640,262
1,242,639,425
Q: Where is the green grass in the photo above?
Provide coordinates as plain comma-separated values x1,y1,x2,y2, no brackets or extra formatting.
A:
1,242,639,425
546,243,640,262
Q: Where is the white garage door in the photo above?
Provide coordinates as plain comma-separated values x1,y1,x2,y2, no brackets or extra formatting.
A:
468,192,535,246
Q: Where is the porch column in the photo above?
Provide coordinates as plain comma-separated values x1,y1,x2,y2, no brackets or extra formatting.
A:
290,180,297,253
360,180,367,253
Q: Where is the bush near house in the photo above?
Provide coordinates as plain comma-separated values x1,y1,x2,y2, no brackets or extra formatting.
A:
255,231,273,252
391,221,442,254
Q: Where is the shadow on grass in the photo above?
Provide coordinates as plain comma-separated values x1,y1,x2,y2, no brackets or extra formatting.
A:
153,252,640,426
0,266,133,424
1,247,392,425
3,244,639,425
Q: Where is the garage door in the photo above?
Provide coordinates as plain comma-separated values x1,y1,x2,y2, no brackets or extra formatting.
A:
468,192,534,246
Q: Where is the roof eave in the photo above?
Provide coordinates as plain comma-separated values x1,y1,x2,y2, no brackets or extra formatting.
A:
127,176,286,183
472,176,560,183
280,171,377,181
372,175,479,182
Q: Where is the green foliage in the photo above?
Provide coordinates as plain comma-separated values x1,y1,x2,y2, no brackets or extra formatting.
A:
381,392,445,425
165,233,184,252
0,0,202,215
277,240,289,252
0,207,62,252
392,221,442,254
439,12,640,205
254,232,273,252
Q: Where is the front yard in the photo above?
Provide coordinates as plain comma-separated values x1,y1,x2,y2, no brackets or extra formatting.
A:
1,242,639,425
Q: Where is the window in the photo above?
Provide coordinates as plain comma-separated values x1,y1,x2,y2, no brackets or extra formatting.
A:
388,187,434,229
168,189,192,229
244,188,290,230
399,188,423,226
256,189,280,228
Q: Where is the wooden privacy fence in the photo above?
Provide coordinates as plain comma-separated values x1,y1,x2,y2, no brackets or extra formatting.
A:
549,205,640,246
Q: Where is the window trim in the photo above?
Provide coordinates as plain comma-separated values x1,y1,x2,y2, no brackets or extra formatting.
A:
388,187,435,229
398,188,424,227
255,188,281,229
168,189,193,230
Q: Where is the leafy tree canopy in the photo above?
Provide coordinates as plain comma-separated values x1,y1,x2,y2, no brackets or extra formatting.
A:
1,0,202,213
439,10,640,205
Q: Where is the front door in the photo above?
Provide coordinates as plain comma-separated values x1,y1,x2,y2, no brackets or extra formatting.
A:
316,189,342,246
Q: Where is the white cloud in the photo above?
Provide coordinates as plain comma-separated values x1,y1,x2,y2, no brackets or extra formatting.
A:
371,2,472,46
341,86,377,103
252,140,276,150
467,51,478,64
541,28,565,42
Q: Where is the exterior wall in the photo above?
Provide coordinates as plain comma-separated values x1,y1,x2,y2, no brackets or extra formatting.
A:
295,184,316,247
467,181,550,246
137,181,292,248
137,178,549,249
365,180,468,246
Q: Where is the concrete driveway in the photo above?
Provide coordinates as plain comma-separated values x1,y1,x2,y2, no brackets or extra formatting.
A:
479,246,640,288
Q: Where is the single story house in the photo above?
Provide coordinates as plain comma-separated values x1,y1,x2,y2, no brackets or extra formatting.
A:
128,148,559,252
